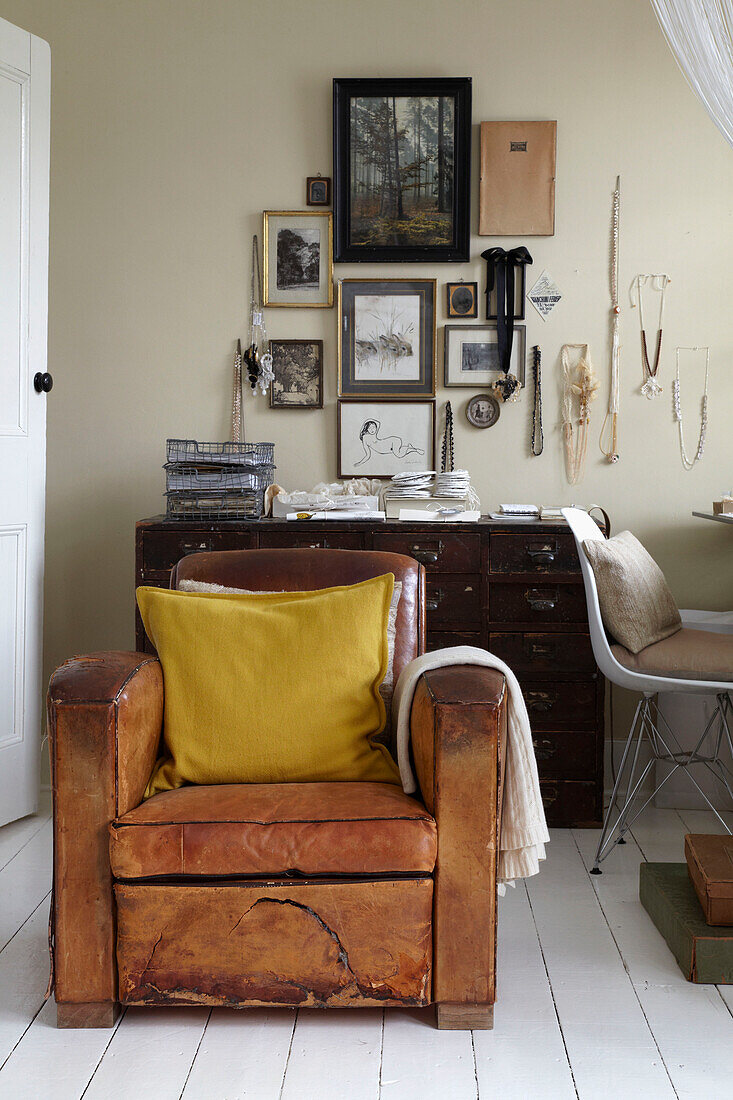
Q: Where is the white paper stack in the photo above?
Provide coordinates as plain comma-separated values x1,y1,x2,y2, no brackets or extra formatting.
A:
385,471,435,499
434,470,472,498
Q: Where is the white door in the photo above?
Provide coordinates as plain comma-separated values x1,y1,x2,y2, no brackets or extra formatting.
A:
0,17,50,826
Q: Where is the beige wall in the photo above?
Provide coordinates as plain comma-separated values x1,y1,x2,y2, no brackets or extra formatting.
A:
2,0,732,727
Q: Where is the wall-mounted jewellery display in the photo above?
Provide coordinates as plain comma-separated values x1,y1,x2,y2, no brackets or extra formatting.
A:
600,176,621,464
263,210,334,307
673,346,710,470
530,345,544,455
337,398,435,478
466,393,500,429
269,340,323,409
443,324,525,389
562,343,599,486
338,278,436,398
244,235,274,396
306,175,331,206
629,274,671,399
478,121,557,236
333,77,472,262
446,280,478,318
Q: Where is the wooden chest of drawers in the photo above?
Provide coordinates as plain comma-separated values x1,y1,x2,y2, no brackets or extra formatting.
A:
135,516,604,827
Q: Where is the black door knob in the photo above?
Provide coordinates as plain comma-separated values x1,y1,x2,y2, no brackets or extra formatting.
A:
34,372,53,393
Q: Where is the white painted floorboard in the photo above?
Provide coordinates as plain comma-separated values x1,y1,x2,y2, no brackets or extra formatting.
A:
0,800,731,1099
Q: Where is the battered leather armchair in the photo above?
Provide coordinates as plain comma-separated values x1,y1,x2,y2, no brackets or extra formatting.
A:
49,549,505,1030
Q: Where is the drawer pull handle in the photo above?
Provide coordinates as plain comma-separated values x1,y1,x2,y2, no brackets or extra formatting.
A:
426,588,444,612
525,691,557,712
181,540,212,555
532,738,556,760
527,547,556,564
526,640,557,660
410,543,442,565
525,588,559,612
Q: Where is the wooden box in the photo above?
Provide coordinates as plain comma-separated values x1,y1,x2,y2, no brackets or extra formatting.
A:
684,834,733,926
639,863,733,983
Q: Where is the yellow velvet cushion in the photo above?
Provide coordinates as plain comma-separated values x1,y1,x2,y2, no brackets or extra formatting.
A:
137,574,400,798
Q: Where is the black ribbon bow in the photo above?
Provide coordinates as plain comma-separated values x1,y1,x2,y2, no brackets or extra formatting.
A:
481,246,533,375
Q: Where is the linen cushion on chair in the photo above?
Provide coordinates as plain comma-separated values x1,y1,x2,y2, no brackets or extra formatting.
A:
583,530,682,653
611,628,733,682
109,782,437,878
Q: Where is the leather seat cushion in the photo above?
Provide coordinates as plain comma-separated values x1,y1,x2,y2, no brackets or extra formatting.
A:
611,627,733,682
110,782,437,879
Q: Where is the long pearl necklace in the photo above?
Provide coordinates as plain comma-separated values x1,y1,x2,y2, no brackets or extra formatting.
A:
673,346,709,470
630,274,670,399
600,176,621,463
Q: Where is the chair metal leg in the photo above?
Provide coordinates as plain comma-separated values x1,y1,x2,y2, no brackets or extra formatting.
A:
592,691,733,874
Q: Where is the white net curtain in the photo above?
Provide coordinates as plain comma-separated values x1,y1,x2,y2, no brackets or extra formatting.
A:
652,0,733,146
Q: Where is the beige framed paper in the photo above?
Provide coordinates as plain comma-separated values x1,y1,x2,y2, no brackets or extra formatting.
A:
263,210,334,307
479,121,556,236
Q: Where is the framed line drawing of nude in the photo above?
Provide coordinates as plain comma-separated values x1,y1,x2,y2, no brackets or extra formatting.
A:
337,399,435,478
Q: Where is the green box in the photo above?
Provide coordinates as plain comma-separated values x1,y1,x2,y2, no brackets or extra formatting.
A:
640,863,733,984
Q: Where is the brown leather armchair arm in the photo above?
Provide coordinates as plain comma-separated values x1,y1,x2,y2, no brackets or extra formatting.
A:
49,652,163,1027
410,665,506,1031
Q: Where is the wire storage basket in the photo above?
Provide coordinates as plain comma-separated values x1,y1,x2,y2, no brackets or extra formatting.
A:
164,439,275,520
166,439,275,467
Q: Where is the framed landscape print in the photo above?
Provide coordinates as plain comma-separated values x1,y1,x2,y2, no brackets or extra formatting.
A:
263,211,333,307
444,324,526,387
337,399,435,478
269,340,323,408
333,77,472,262
338,278,436,398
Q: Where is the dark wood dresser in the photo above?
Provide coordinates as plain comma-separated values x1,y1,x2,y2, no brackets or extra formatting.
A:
135,516,604,827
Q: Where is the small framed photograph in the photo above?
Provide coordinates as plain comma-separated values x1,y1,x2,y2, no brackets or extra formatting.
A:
306,176,331,206
444,324,526,387
263,211,333,308
446,281,478,318
269,340,323,408
466,393,500,428
338,278,436,399
337,399,435,478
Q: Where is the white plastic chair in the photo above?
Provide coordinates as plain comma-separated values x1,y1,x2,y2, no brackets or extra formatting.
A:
562,507,733,872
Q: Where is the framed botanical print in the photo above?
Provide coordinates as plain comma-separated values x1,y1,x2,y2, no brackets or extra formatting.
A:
338,399,435,478
263,211,333,307
269,340,323,408
444,324,526,387
333,77,472,263
338,278,436,398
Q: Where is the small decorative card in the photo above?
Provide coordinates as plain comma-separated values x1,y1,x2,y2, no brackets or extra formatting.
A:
527,270,562,320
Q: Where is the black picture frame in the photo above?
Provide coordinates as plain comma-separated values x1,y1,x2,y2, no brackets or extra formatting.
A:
485,263,527,320
338,278,436,399
333,77,472,263
306,176,331,206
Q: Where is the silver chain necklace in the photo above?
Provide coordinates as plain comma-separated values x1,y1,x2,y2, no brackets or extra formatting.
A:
672,346,709,470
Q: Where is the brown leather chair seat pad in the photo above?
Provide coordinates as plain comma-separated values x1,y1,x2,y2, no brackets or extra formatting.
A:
611,627,733,682
110,782,437,879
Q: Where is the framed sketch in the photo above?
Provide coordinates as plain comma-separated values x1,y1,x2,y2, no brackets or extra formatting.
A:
333,77,472,263
337,399,435,478
338,278,436,399
444,324,526,388
269,340,323,408
446,281,478,318
263,211,333,307
306,176,331,206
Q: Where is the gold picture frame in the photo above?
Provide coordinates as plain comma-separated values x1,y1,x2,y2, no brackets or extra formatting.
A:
337,278,436,399
263,210,333,308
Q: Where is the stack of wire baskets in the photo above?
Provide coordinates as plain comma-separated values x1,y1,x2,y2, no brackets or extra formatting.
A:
165,439,276,520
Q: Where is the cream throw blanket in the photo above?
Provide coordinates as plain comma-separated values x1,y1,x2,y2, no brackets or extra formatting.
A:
393,646,549,886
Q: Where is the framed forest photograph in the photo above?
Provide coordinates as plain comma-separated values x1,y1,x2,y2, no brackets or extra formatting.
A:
269,339,323,408
263,210,333,307
333,77,472,262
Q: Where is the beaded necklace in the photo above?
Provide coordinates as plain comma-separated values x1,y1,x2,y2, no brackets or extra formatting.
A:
630,274,670,399
531,345,543,456
673,347,709,470
600,177,621,463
